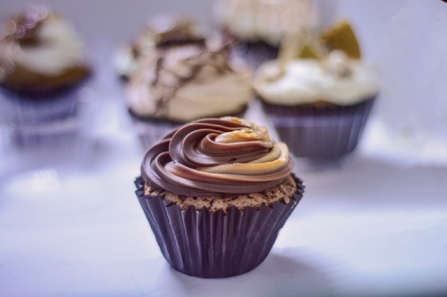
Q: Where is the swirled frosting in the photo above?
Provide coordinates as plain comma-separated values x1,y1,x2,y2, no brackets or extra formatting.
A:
215,0,314,45
126,17,253,122
254,50,378,105
0,5,90,92
141,117,294,197
114,16,204,80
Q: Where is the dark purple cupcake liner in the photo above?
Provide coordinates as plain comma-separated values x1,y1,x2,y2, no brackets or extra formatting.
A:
135,176,304,278
0,87,80,125
233,41,279,69
220,29,279,69
261,96,376,159
0,86,95,150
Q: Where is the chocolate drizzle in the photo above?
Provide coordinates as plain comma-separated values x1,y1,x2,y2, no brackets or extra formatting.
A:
128,17,238,120
153,45,232,118
141,118,295,197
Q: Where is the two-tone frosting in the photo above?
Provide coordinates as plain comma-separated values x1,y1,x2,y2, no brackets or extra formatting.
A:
254,50,379,105
215,0,314,46
126,18,253,122
0,5,90,92
141,117,294,197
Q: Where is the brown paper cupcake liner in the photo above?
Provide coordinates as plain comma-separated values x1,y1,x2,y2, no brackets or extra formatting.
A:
135,176,304,278
261,96,376,159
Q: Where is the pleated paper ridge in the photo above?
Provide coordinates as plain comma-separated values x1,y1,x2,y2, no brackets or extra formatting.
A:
135,176,304,278
262,96,376,158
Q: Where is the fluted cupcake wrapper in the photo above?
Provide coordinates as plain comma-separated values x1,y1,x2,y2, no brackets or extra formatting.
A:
0,86,95,150
261,96,376,159
135,176,304,278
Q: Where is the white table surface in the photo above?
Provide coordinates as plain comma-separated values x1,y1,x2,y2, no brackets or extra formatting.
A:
1,1,447,296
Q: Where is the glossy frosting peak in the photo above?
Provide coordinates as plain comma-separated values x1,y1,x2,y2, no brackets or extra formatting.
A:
141,117,294,196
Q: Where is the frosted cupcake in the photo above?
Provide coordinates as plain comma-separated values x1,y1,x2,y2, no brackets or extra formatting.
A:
254,21,379,160
126,17,253,148
214,0,315,68
0,5,92,147
135,117,304,278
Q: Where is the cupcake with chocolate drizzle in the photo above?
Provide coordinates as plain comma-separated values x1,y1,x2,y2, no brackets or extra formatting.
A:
0,5,92,147
126,17,253,148
135,116,304,278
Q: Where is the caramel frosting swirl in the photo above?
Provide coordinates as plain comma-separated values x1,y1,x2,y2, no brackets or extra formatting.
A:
141,117,294,197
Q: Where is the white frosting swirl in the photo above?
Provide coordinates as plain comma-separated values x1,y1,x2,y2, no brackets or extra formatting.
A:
215,0,314,45
13,14,85,76
253,51,379,105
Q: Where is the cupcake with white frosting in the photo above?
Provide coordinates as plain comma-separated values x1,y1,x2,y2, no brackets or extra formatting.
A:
126,17,253,148
0,5,92,147
214,0,315,68
253,21,379,159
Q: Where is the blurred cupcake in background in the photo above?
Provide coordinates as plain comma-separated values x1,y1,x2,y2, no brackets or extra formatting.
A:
214,0,315,68
125,17,253,149
0,5,93,148
253,21,379,161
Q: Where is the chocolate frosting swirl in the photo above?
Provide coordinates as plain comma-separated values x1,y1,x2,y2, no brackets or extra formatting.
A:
141,117,294,196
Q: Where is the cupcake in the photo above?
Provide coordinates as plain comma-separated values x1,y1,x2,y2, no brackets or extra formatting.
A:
135,117,304,278
125,17,253,149
253,21,379,160
0,5,92,147
214,0,315,68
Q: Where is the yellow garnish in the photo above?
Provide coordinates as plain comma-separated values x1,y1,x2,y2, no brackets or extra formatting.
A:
298,44,320,59
320,20,361,59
